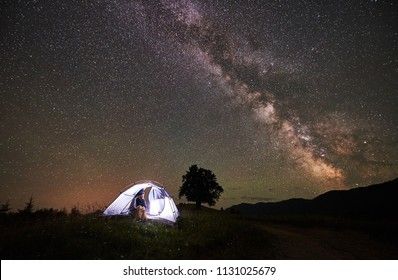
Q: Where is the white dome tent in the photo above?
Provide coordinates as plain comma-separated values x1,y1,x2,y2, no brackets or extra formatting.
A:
103,180,180,224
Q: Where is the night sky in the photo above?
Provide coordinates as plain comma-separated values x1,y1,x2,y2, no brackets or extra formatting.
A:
1,0,397,211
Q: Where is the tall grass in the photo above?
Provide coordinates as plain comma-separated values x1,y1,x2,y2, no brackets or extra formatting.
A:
0,204,274,260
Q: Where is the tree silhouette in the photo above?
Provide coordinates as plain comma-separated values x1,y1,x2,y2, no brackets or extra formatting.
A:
0,200,11,214
178,164,224,209
19,196,34,214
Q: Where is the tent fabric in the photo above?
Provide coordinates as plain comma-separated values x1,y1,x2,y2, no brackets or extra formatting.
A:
103,180,179,223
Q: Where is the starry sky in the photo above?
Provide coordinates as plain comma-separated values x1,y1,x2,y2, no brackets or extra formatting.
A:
1,0,397,211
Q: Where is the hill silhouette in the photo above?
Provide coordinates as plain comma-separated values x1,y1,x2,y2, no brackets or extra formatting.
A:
227,178,398,219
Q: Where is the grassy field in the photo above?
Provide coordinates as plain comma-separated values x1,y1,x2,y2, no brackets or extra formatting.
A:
0,204,275,260
1,204,397,259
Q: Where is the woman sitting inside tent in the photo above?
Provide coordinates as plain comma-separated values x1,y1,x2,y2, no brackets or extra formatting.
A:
132,189,147,222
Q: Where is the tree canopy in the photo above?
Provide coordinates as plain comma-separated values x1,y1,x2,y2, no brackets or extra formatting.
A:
178,164,224,208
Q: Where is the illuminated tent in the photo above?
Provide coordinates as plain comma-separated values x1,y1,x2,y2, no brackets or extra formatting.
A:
103,180,180,224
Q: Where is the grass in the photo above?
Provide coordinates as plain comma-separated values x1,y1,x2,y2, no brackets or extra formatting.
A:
3,204,396,259
0,204,275,260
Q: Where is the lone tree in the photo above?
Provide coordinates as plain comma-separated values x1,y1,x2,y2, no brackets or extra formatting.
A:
178,164,224,209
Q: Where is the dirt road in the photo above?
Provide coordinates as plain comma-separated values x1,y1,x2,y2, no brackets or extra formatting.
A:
257,223,398,259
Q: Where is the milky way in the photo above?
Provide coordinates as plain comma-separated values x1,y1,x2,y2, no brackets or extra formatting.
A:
1,0,397,210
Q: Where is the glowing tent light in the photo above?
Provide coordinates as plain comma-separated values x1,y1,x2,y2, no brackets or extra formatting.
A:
103,180,179,224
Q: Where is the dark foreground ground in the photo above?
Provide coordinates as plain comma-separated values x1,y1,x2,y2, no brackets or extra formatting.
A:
1,204,397,259
258,222,397,259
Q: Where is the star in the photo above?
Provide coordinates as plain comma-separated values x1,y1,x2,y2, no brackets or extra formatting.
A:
0,0,397,210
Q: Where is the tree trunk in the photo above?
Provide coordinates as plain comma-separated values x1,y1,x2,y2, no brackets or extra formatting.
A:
195,201,201,209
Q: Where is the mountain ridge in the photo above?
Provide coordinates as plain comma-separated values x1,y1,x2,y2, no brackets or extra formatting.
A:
227,178,398,218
